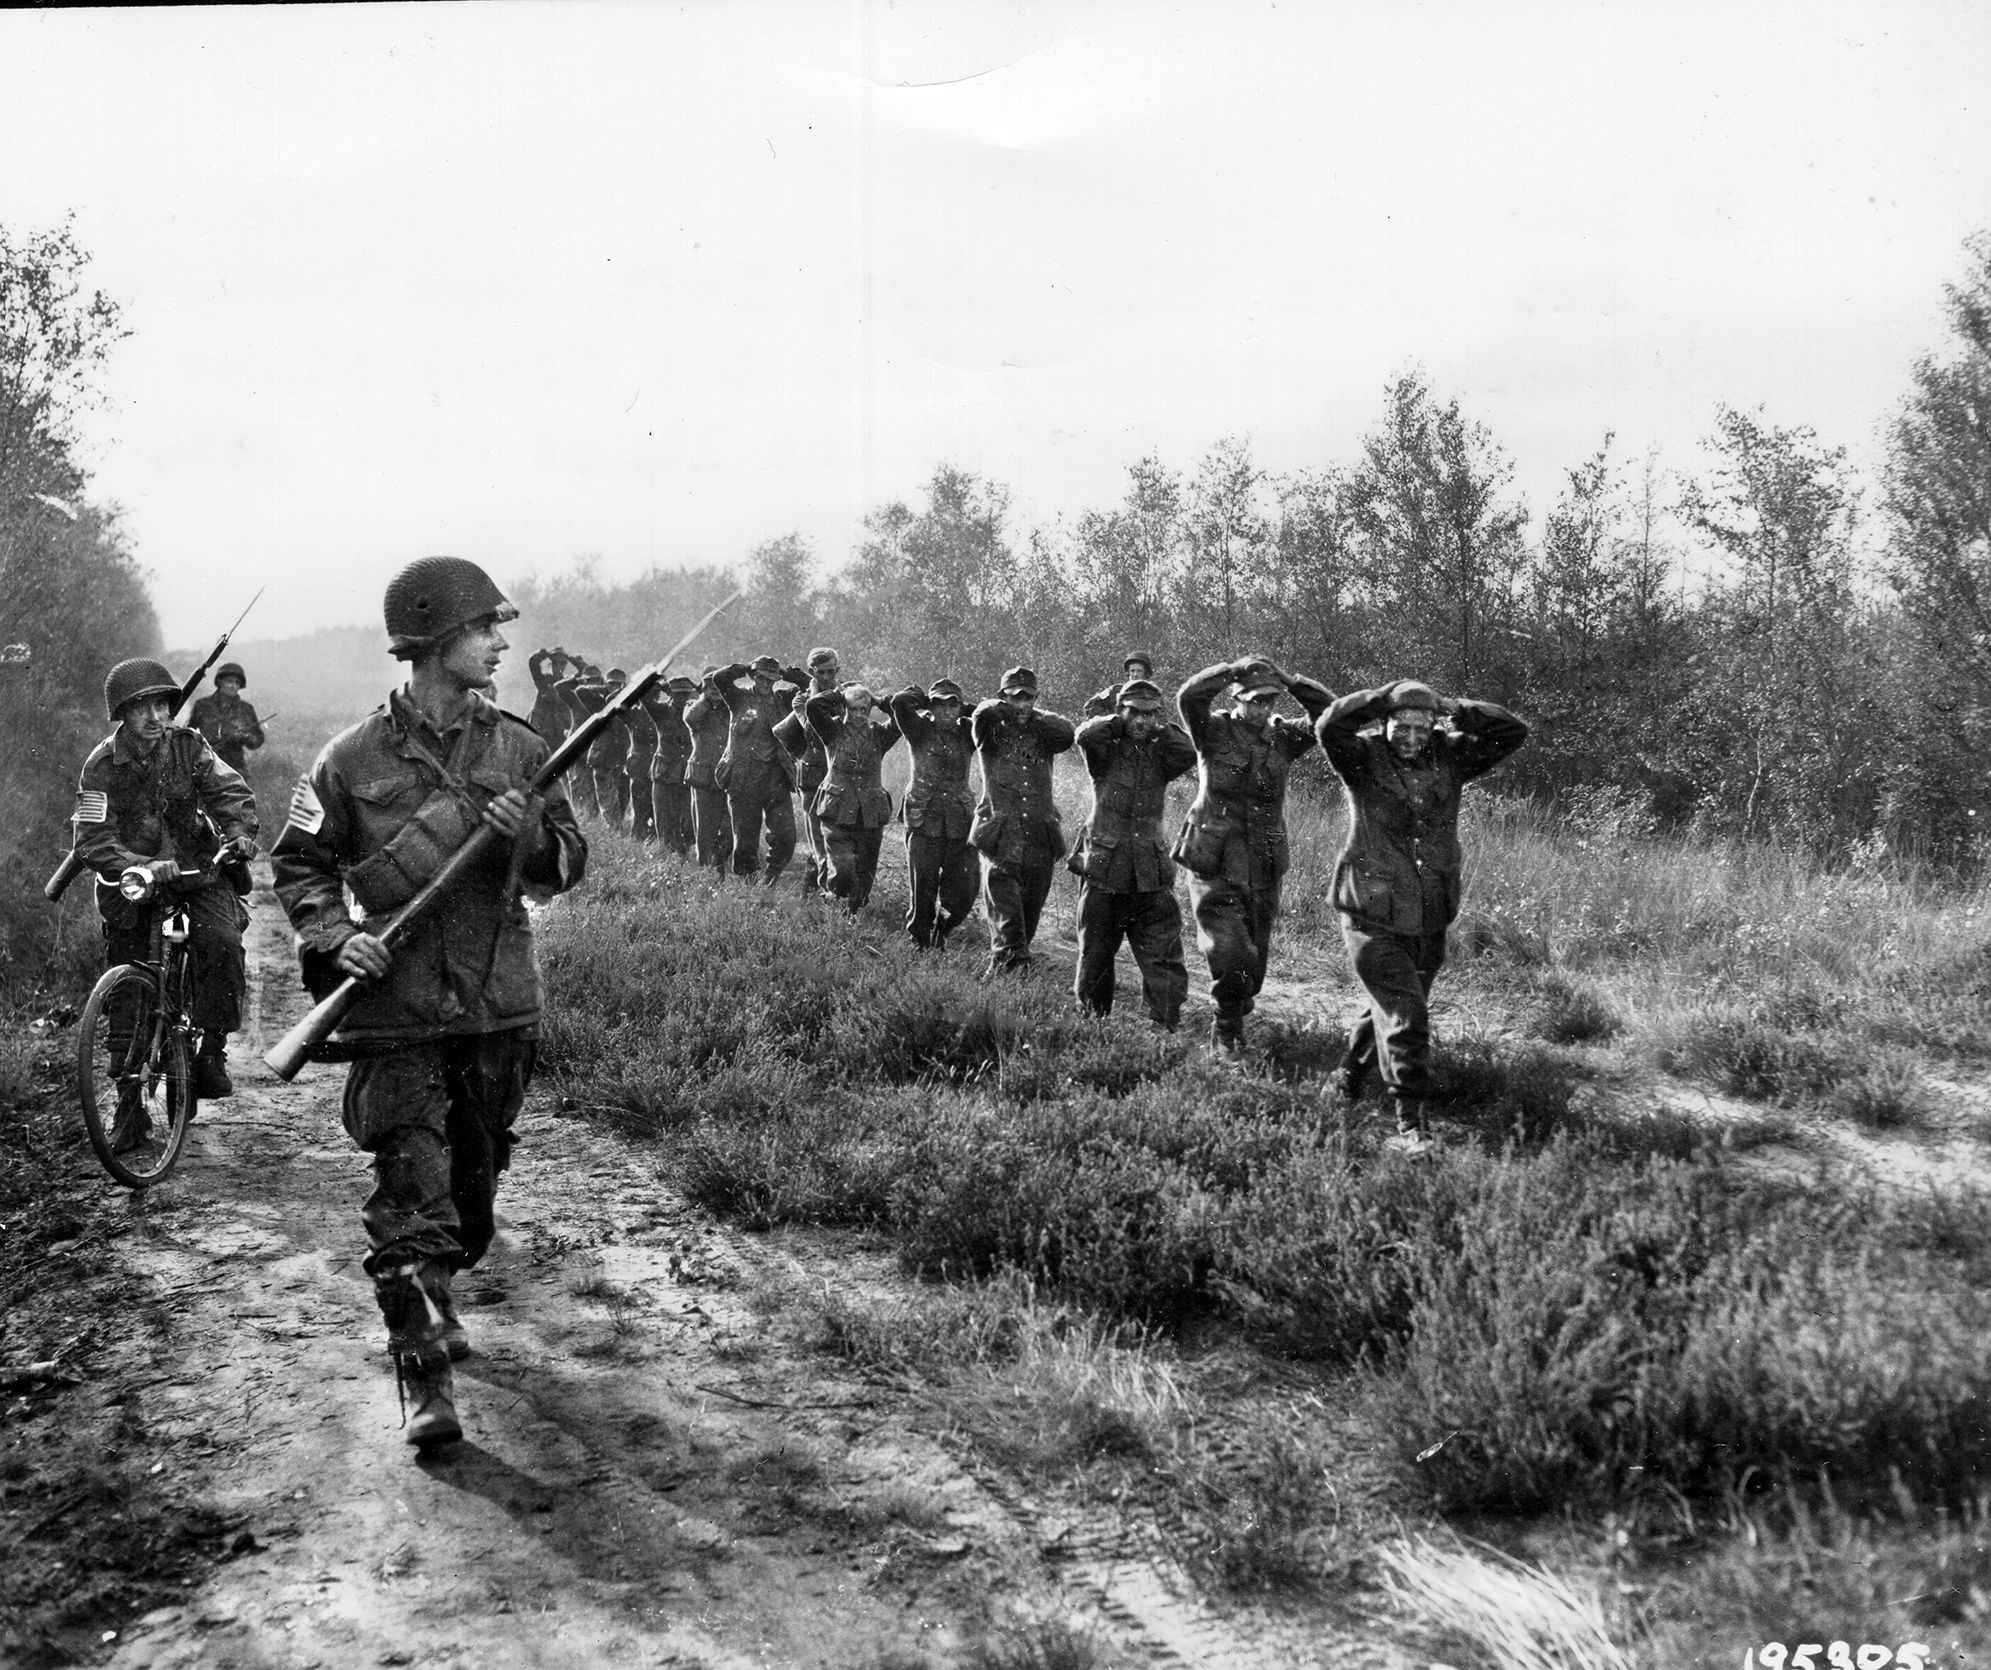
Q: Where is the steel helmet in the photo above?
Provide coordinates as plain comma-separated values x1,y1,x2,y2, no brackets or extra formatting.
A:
104,657,180,721
383,557,518,660
215,661,247,687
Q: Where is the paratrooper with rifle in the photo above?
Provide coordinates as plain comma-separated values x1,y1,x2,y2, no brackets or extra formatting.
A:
187,661,266,777
75,658,260,1112
270,557,588,1448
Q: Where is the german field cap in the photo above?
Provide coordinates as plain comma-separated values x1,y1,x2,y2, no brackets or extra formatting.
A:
806,646,840,670
1389,679,1440,714
1117,678,1165,709
607,667,628,683
1235,672,1283,701
750,654,782,677
928,677,964,702
666,674,698,693
999,665,1038,696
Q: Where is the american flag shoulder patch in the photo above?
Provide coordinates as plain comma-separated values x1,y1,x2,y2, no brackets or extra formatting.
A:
285,776,326,837
74,789,108,824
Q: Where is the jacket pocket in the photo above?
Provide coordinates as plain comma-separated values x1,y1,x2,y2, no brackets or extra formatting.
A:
1172,811,1230,878
1069,827,1117,877
1333,861,1392,923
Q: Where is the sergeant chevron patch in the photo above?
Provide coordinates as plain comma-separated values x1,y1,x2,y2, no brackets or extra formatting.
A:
74,789,108,824
286,776,325,836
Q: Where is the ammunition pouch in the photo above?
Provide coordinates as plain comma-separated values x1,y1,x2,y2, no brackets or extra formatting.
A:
345,787,483,915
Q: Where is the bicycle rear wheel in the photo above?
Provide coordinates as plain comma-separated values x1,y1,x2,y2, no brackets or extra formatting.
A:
77,963,195,1188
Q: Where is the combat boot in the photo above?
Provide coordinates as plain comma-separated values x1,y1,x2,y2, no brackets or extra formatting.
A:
432,1275,471,1362
379,1263,463,1447
1331,1053,1372,1104
1389,1098,1433,1155
192,1035,234,1099
1211,1014,1245,1058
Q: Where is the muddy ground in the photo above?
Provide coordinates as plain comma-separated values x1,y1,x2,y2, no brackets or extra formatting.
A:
2,873,1410,1670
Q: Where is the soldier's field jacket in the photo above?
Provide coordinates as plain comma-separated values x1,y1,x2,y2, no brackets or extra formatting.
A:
272,689,587,1043
1173,663,1333,889
888,689,976,841
793,678,839,797
574,680,631,772
644,692,694,785
802,693,902,829
708,665,798,797
969,699,1075,866
1072,714,1196,893
75,725,258,882
187,692,265,773
683,687,733,791
1315,686,1528,937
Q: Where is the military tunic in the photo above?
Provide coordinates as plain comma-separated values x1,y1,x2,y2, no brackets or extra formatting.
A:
889,689,979,949
187,690,266,777
576,680,632,829
642,689,696,856
683,685,735,870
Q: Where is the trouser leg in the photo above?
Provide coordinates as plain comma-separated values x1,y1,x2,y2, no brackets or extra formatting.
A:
629,775,656,840
1190,873,1265,1040
761,790,796,883
98,896,150,1059
568,767,598,820
1018,854,1055,947
656,783,691,855
184,885,249,1035
824,822,860,902
694,786,731,868
906,830,942,946
1125,886,1188,1027
1073,883,1126,1015
850,825,884,907
802,808,828,894
437,1030,535,1271
727,790,765,876
344,1044,463,1280
984,860,1029,970
593,769,623,829
937,837,979,941
1343,926,1447,1104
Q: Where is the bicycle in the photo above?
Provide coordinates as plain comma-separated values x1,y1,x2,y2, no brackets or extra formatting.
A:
75,857,230,1188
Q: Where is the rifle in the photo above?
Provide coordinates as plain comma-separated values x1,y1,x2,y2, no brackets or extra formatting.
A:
265,587,745,1081
44,587,268,904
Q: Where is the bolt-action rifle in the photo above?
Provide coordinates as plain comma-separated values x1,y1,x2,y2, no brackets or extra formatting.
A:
264,587,745,1081
44,587,267,904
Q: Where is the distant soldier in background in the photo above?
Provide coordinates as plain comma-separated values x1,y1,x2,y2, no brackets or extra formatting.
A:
889,678,979,950
577,666,633,829
801,682,902,911
622,678,659,841
708,656,800,884
188,661,266,776
1317,679,1528,1138
791,647,843,894
272,556,586,1449
1084,650,1158,719
526,647,572,745
970,666,1076,974
80,658,259,1108
642,674,697,856
1071,678,1196,1028
554,659,598,820
684,666,734,871
1176,656,1334,1053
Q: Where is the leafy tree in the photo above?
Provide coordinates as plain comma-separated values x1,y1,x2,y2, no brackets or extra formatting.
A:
1184,437,1266,649
1345,372,1528,692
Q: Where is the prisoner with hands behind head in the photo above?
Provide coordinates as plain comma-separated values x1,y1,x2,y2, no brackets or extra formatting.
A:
620,673,659,842
78,658,259,1120
552,658,598,820
683,667,735,872
791,647,842,894
708,655,802,885
187,661,266,777
971,666,1076,975
1175,655,1335,1054
640,675,698,857
799,680,902,912
576,666,633,831
526,647,572,748
1072,678,1196,1029
1316,678,1528,1142
271,556,588,1450
889,677,979,951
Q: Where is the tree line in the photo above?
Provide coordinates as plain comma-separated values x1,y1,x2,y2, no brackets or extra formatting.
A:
515,234,1991,867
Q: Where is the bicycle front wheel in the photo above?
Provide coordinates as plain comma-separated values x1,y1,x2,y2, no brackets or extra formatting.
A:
77,962,195,1188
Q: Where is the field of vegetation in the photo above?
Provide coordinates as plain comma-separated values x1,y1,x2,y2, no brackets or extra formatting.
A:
535,776,1991,1664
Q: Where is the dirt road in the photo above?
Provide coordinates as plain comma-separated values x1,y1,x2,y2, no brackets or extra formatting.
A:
8,874,1388,1670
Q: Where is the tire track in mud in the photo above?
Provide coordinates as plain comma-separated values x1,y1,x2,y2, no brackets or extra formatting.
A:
91,872,1398,1670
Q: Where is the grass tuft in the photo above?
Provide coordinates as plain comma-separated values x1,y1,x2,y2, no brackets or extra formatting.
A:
1376,1534,1631,1670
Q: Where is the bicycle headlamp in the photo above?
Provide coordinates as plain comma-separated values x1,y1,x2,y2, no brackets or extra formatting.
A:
119,866,156,903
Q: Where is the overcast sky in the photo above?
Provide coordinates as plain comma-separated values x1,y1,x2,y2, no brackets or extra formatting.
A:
4,1,1989,649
